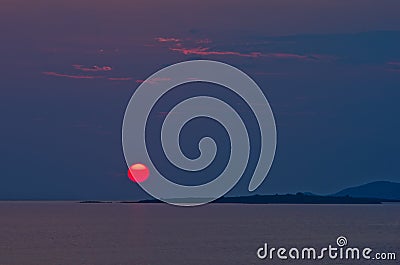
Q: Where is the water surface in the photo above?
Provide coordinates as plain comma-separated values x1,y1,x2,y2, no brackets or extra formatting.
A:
0,202,398,265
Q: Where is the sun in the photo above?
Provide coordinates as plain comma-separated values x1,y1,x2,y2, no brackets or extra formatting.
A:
128,163,150,183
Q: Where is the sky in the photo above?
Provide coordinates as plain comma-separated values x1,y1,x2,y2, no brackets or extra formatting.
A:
1,0,400,200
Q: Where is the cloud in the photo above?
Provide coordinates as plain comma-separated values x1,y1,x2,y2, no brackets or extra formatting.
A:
72,64,112,72
154,36,262,58
107,77,133,81
42,71,102,79
158,111,170,117
170,47,263,58
154,36,334,61
264,53,336,61
169,47,332,61
136,77,171,84
155,37,182,43
43,64,133,81
386,61,400,72
43,71,135,81
255,31,400,65
264,53,309,60
387,61,400,67
264,53,312,60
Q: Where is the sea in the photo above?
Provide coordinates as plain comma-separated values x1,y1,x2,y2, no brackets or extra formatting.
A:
0,202,398,265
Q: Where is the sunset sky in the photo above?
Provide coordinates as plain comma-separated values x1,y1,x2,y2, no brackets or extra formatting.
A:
1,0,400,200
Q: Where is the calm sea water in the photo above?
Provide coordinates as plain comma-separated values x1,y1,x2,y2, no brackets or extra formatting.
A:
0,202,398,265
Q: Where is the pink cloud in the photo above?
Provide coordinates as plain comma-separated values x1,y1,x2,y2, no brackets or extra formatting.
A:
72,64,112,72
169,47,332,61
170,47,263,58
136,77,172,85
264,53,335,61
42,71,102,79
155,36,334,62
155,36,211,45
387,61,400,66
158,111,170,117
155,37,182,43
108,77,133,81
263,53,326,61
264,53,309,60
386,61,400,72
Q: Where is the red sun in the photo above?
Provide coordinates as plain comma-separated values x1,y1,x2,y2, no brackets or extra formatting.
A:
128,163,150,183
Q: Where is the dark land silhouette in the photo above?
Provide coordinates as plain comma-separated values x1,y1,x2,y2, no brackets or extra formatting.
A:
332,181,400,200
78,181,400,204
132,181,400,204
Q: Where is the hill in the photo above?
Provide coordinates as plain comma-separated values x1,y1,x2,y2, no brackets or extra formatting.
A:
135,193,398,204
332,181,400,200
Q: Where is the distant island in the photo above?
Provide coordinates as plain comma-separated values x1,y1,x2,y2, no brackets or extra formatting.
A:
133,181,400,204
134,193,399,204
79,200,112,204
331,181,400,200
80,181,400,204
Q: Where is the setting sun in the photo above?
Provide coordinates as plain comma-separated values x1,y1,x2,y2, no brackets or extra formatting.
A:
128,163,150,183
